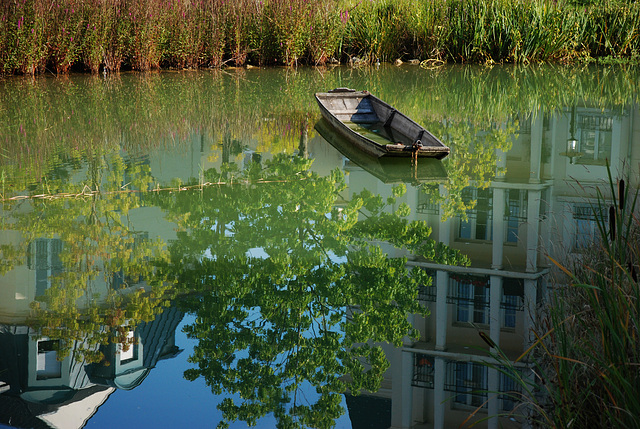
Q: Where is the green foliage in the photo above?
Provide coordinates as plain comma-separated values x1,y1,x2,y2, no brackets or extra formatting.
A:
417,120,515,220
2,65,638,221
152,154,467,428
3,148,175,364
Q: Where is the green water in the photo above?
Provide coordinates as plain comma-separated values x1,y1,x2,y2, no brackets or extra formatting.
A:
0,64,638,429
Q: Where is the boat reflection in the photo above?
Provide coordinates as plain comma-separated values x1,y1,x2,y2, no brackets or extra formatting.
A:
315,118,448,185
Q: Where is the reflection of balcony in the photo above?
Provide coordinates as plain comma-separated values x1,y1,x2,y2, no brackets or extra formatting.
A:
445,361,488,409
411,354,434,389
410,354,525,413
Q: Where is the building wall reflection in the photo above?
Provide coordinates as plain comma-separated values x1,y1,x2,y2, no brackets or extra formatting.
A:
311,100,639,429
0,307,183,428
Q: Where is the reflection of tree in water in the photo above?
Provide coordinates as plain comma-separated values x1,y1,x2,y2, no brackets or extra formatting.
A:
153,154,468,428
417,119,515,220
2,149,175,364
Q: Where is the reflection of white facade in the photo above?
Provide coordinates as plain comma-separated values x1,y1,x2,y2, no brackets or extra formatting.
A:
313,101,640,428
0,307,183,428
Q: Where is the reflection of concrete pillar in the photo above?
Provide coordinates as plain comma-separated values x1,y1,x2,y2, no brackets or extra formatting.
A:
489,275,502,350
435,271,449,351
436,197,451,352
434,357,446,429
492,188,505,269
530,111,543,183
404,313,416,347
391,350,413,429
438,184,451,246
526,190,542,273
523,279,538,351
487,367,499,429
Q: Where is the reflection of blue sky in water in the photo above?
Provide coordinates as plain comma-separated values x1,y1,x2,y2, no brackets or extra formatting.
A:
85,315,352,428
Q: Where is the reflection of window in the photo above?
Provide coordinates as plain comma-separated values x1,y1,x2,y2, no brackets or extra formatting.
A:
452,278,489,325
573,204,605,250
119,330,138,363
451,276,523,328
37,340,62,380
453,362,487,408
575,113,613,166
417,187,440,215
28,238,63,297
412,354,434,388
501,295,520,328
418,270,437,302
445,361,522,410
458,188,493,241
502,277,523,329
505,189,528,243
500,371,520,411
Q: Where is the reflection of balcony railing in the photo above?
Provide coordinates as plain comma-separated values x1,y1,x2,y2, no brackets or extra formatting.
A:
416,202,440,215
445,361,488,408
417,188,440,215
417,269,437,302
412,354,434,389
446,275,490,306
499,367,524,411
461,188,493,221
500,294,524,312
573,204,607,221
418,284,436,302
440,360,523,411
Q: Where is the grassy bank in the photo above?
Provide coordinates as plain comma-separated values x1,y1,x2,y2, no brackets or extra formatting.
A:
1,0,639,74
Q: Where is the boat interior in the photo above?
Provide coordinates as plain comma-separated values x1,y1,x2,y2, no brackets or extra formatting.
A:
319,94,416,146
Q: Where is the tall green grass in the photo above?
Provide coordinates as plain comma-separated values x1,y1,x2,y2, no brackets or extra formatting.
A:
1,0,640,74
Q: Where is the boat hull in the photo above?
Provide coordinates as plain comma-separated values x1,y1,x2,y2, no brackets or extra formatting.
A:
314,89,450,159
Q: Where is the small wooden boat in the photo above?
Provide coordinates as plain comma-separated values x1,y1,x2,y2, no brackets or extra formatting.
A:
314,88,450,159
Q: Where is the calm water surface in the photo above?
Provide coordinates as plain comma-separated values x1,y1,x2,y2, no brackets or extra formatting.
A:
1,65,639,429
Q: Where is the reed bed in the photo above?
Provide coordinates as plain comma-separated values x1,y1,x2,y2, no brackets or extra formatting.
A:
1,0,639,74
491,170,640,428
539,174,640,428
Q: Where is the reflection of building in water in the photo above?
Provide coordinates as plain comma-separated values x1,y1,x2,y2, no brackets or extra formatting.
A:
312,101,639,428
0,307,184,429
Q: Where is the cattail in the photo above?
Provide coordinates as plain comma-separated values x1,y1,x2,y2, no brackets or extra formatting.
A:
619,179,625,211
628,262,637,282
479,331,496,349
609,205,616,241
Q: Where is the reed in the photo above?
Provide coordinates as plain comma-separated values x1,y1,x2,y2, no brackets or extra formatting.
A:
491,168,640,428
1,0,640,74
